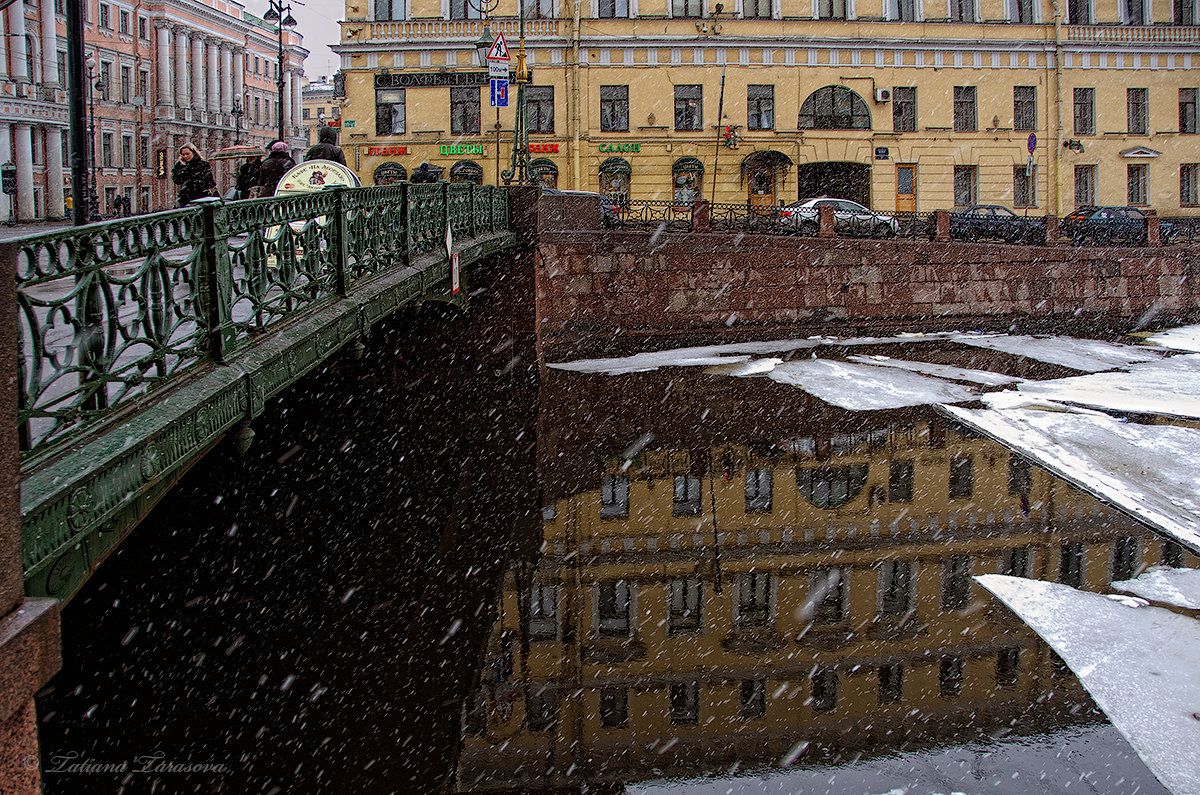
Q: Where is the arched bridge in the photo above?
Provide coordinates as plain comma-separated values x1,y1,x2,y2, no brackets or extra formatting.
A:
12,184,515,602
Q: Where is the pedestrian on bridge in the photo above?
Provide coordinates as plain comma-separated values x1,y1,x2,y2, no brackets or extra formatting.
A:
258,141,296,198
171,143,218,207
304,126,346,166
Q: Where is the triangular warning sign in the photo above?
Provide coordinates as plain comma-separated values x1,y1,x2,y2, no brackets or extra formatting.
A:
486,33,510,61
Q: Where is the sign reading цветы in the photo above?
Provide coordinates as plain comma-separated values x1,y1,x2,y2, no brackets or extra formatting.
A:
440,144,485,156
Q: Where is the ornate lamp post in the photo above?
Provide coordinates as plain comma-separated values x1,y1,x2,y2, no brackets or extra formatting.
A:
500,0,531,185
262,0,297,144
84,53,104,221
232,98,244,145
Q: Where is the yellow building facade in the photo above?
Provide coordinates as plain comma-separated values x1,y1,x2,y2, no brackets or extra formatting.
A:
335,0,1200,214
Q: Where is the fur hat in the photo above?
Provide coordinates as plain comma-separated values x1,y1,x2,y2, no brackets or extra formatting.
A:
270,141,290,153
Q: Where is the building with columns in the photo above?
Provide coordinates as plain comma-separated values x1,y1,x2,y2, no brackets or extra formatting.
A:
0,0,307,223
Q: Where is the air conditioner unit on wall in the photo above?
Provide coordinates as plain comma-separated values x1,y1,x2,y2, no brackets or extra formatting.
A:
875,88,892,103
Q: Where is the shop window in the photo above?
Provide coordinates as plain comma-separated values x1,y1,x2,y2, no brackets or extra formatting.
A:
450,86,481,135
672,157,704,204
674,85,703,130
599,157,630,204
449,160,483,184
376,88,405,135
798,86,871,130
892,87,916,132
530,157,558,188
600,85,629,131
797,465,868,509
373,162,408,185
528,86,554,134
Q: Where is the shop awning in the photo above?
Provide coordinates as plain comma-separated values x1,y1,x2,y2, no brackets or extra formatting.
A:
599,156,631,175
672,156,705,175
740,150,794,179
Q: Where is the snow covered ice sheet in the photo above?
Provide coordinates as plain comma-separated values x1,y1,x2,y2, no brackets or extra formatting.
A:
941,405,1200,555
766,360,978,410
1013,354,1200,419
975,574,1200,795
1146,324,1200,353
1111,566,1200,610
846,354,1026,386
953,334,1163,372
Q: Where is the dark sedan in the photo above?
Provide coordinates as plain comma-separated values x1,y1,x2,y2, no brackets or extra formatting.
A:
1060,206,1164,246
949,205,1047,244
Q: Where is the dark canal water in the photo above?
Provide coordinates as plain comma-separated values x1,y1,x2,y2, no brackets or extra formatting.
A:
34,300,1182,793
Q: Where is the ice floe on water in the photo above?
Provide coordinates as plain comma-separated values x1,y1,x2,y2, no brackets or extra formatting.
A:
975,574,1200,795
952,333,1164,372
766,359,978,410
1111,566,1200,610
1146,323,1200,352
846,354,1026,386
549,341,815,375
1012,353,1200,419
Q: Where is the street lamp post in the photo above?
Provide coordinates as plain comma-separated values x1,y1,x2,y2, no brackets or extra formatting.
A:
500,0,531,185
262,0,297,145
84,54,104,221
232,98,244,145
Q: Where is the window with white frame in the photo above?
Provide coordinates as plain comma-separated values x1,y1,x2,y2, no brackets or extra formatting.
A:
601,474,629,518
948,0,975,21
598,0,630,16
1067,0,1091,24
1012,0,1034,21
1127,163,1147,205
1075,164,1096,206
1182,164,1199,207
597,580,631,636
1125,0,1145,23
376,0,407,19
673,0,703,16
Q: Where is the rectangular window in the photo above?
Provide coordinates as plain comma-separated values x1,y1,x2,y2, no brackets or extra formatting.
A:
119,9,129,34
810,568,845,624
672,0,703,15
101,132,114,168
1000,547,1030,578
99,2,110,27
139,69,149,101
811,668,837,712
1014,0,1034,21
879,560,912,615
1162,539,1186,568
139,186,149,211
1013,86,1036,131
670,681,700,725
898,0,917,19
597,580,630,636
138,16,147,38
375,0,407,19
953,86,977,132
740,679,766,719
1127,0,1145,22
1073,88,1095,135
598,0,630,15
119,66,131,103
600,474,629,518
1075,165,1096,206
1175,0,1194,23
747,85,774,131
600,686,628,728
668,578,702,634
1112,537,1140,582
140,135,149,168
302,108,310,120
745,468,772,512
819,0,848,19
744,0,772,16
996,648,1020,687
1181,88,1198,134
1183,165,1200,207
375,88,405,135
600,85,629,131
941,555,972,610
1008,454,1032,496
525,0,554,17
120,135,132,168
527,86,554,134
450,86,481,135
100,62,112,100
1068,0,1091,22
953,165,978,207
893,87,916,132
526,686,557,731
949,454,973,499
949,0,975,22
529,583,558,639
1127,164,1147,205
104,187,117,213
888,460,914,502
1014,165,1037,208
675,85,703,131
449,0,483,18
736,572,771,628
940,655,964,698
1127,88,1148,135
673,474,701,516
878,663,903,704
1060,542,1084,588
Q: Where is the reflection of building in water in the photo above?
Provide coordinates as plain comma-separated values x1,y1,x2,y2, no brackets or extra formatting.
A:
458,416,1197,791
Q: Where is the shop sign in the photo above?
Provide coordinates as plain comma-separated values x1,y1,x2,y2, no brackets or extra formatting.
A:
344,120,356,128
440,144,484,156
598,142,640,153
528,143,559,153
874,146,889,160
368,145,409,156
155,149,168,179
325,118,342,128
376,72,491,89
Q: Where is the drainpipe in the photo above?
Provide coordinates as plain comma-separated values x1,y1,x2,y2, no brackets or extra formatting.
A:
571,0,581,189
1051,0,1064,217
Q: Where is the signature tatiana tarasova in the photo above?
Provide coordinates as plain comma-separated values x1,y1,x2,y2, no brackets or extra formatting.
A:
40,751,227,775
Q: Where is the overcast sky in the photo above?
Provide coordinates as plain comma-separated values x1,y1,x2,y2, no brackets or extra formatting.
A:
248,0,343,82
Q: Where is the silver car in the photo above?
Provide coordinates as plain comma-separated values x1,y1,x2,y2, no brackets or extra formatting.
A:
780,198,899,238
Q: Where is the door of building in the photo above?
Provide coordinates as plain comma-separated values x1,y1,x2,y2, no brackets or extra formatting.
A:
748,168,776,211
896,165,917,212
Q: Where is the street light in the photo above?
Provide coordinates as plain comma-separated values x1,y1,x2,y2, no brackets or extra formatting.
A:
263,0,297,144
84,53,104,221
232,98,244,145
500,0,531,185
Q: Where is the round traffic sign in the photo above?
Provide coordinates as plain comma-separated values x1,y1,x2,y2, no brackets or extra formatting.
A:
1027,133,1037,153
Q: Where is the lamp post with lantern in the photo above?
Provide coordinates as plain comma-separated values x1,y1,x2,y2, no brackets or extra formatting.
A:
84,53,104,221
262,0,297,144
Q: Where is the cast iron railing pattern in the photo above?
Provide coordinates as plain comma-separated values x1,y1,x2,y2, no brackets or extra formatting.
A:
14,183,509,454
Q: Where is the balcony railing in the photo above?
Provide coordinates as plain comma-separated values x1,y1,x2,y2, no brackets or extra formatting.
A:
367,17,560,41
1067,24,1200,42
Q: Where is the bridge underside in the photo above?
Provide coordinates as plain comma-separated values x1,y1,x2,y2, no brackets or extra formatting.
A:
21,231,515,602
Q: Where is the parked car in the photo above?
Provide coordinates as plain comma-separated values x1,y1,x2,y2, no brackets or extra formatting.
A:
780,198,899,238
542,187,621,228
949,205,1047,244
1060,205,1171,246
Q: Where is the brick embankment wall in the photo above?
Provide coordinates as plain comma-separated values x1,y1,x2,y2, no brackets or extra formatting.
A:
535,231,1199,353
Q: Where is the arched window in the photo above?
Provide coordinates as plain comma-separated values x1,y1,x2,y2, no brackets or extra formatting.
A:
798,86,872,130
796,465,869,509
599,156,631,204
530,157,558,188
450,159,483,184
373,162,407,185
672,156,704,205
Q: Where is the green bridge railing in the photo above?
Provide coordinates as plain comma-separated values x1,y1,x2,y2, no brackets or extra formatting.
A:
13,183,510,457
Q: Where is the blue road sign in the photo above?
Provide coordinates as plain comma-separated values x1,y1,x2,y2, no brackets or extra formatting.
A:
1027,133,1037,153
490,79,509,108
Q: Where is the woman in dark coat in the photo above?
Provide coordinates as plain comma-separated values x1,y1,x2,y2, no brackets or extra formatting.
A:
170,143,217,206
304,126,346,165
257,141,296,197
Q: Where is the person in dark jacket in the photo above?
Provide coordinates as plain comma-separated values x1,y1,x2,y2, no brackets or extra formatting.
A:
409,162,443,184
304,126,346,165
234,156,262,199
257,141,296,197
170,143,217,206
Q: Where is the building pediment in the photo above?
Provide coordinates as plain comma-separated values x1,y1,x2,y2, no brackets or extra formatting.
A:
1120,146,1162,158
